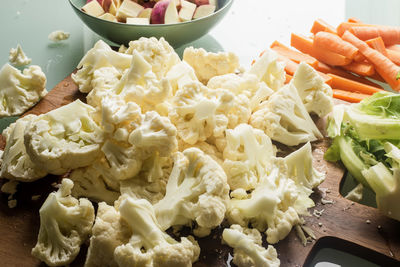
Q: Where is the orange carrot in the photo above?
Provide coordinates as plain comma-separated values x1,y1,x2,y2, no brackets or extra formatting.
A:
341,61,375,76
348,17,363,23
333,89,370,103
291,33,352,66
328,73,383,95
277,55,299,75
342,30,400,90
285,74,292,84
386,44,400,52
366,37,388,56
387,49,400,65
350,25,400,45
313,54,383,88
270,40,318,67
337,22,370,36
311,19,337,35
314,31,359,59
291,33,314,55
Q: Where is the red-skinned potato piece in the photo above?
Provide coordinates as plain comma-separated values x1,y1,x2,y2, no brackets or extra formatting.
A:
151,0,169,24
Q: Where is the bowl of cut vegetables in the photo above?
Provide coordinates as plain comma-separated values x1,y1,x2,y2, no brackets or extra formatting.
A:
69,0,233,47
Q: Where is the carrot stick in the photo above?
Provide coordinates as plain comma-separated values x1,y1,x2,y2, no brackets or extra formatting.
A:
337,22,370,36
277,55,299,75
341,61,375,76
270,40,318,67
333,89,370,103
314,31,359,59
291,33,314,54
387,49,400,65
311,19,337,35
291,33,351,66
285,74,292,84
366,37,388,56
348,17,363,23
328,73,383,95
386,44,400,52
342,30,400,90
350,25,400,45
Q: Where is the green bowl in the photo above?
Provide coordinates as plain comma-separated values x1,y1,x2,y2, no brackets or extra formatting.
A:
68,0,233,47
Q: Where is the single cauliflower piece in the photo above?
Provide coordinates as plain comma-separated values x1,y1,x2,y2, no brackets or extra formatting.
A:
207,72,274,111
112,50,172,115
222,224,280,267
0,115,47,181
120,154,172,204
0,63,47,117
250,84,322,146
48,30,70,42
166,61,199,94
24,100,104,175
227,167,301,244
290,62,334,117
114,196,200,267
69,160,120,205
154,148,230,237
222,124,276,191
125,37,181,79
32,179,95,266
85,202,132,267
9,44,32,66
72,40,131,93
183,47,239,84
169,81,238,145
248,49,285,91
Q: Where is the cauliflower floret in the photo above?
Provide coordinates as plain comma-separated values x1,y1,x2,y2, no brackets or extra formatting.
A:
24,100,104,175
72,40,131,93
207,72,274,111
114,197,200,267
222,124,276,191
69,160,120,205
227,167,301,244
178,139,223,165
166,61,199,94
183,47,239,84
100,109,177,181
9,44,31,66
32,179,95,266
0,63,47,117
290,62,334,117
86,66,123,108
249,49,285,91
125,37,180,79
85,202,132,267
222,225,280,267
48,30,70,42
0,115,47,181
129,111,178,158
112,50,172,115
169,81,240,145
250,84,322,146
154,148,230,237
285,142,325,190
120,154,172,204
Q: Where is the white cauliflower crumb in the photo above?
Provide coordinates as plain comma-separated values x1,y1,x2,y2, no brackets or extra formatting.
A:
48,30,70,42
9,44,31,67
183,47,240,84
1,180,19,195
8,199,17,208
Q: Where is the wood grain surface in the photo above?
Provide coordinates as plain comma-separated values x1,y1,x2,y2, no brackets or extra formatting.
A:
0,74,400,267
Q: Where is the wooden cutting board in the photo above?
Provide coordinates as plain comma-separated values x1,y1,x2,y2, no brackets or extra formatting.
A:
1,74,400,267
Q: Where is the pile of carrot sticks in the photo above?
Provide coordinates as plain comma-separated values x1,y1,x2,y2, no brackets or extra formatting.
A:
260,18,400,102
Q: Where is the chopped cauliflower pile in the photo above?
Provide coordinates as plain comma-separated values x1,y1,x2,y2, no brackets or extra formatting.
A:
0,38,333,267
